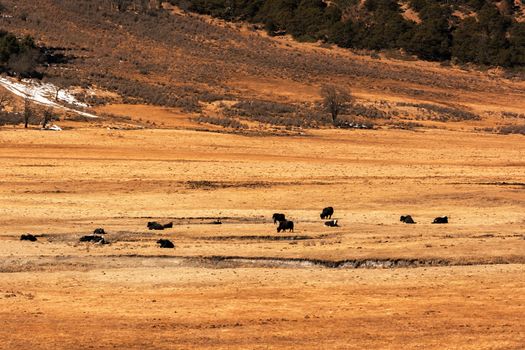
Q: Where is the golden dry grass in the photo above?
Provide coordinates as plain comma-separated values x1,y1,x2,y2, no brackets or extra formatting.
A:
0,126,524,349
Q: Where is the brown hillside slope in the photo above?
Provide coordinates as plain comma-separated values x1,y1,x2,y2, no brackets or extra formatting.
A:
1,0,525,131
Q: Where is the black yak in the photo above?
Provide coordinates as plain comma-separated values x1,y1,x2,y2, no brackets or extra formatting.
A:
277,220,294,233
79,235,107,244
320,207,334,219
147,222,173,230
20,234,37,242
157,239,175,248
272,213,286,224
400,215,415,224
432,216,448,224
324,220,339,227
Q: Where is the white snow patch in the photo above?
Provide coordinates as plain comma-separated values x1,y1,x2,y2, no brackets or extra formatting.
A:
0,76,98,119
44,124,62,131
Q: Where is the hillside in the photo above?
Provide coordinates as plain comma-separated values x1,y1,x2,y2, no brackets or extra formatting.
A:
0,0,525,133
173,0,525,67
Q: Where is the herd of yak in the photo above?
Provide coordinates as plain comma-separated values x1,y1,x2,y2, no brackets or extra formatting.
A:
273,208,448,233
18,206,448,249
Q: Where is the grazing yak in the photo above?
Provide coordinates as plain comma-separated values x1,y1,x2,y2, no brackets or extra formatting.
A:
324,220,339,227
400,215,416,224
277,220,294,233
320,207,334,220
432,216,448,224
147,221,173,230
211,219,222,225
272,213,286,224
93,228,106,235
20,234,37,242
79,235,107,244
157,239,175,248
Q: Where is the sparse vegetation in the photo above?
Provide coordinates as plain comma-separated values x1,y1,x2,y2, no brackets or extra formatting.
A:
0,110,22,125
193,115,248,129
1,0,519,122
497,124,525,135
387,121,425,130
320,85,352,124
225,100,327,128
501,111,525,119
397,102,480,122
348,103,388,120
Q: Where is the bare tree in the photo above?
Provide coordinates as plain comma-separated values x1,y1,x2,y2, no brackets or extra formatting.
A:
23,98,32,128
42,108,54,129
320,85,352,124
45,75,73,102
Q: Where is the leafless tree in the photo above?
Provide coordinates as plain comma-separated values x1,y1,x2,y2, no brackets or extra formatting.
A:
42,108,54,129
45,75,74,102
320,84,352,124
23,98,32,128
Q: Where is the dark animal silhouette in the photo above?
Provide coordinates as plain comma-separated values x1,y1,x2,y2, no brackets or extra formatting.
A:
93,228,106,235
277,220,294,233
400,215,416,224
320,207,334,219
157,239,175,248
324,220,339,227
148,222,164,230
211,219,222,224
79,235,107,244
20,234,37,242
272,213,286,224
432,216,448,224
147,222,173,230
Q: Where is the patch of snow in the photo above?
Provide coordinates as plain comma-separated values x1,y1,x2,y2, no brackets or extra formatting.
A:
44,124,62,131
0,76,98,119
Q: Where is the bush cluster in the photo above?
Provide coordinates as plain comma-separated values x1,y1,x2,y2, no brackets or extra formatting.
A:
225,99,327,127
497,124,525,135
397,102,480,122
193,115,249,129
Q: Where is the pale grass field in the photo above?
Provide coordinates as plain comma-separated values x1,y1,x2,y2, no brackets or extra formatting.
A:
0,126,524,349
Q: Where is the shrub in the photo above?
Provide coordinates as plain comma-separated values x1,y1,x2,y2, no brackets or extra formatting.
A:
501,111,525,119
192,115,248,129
0,111,24,125
225,99,328,128
497,124,525,135
397,102,480,121
348,103,389,119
